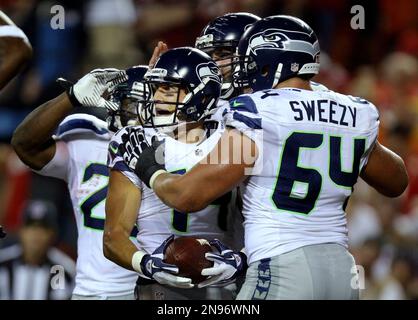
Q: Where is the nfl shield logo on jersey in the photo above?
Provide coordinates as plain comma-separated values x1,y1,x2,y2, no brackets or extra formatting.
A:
290,63,299,72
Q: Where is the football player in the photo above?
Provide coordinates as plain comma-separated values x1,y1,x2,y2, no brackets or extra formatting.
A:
0,10,32,90
0,10,32,238
104,47,245,300
12,66,147,299
194,13,261,271
119,16,408,299
195,12,329,97
195,12,260,100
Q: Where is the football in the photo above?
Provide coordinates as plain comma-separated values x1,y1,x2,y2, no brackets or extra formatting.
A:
164,237,214,284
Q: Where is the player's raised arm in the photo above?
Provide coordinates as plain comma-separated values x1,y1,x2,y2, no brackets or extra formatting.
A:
360,141,408,197
0,11,32,90
12,69,126,170
12,92,73,170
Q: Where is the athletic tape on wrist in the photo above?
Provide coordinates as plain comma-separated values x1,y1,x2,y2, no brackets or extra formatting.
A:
0,25,29,43
131,250,147,275
149,169,167,190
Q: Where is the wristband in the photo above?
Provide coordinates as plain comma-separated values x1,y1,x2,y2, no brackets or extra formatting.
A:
66,87,82,107
0,25,29,44
238,252,248,273
132,250,148,275
149,169,167,190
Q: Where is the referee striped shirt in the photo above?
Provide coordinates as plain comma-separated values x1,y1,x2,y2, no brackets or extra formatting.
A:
0,244,76,300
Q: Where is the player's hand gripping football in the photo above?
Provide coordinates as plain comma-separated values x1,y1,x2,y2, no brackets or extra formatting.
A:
58,68,127,110
198,239,248,288
140,235,194,289
120,127,166,188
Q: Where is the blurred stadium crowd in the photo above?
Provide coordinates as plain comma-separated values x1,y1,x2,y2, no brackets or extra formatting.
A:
0,0,417,299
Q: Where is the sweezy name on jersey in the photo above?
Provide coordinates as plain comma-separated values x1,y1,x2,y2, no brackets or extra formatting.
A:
289,99,357,127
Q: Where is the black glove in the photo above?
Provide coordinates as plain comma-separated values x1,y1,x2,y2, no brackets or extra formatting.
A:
120,127,166,188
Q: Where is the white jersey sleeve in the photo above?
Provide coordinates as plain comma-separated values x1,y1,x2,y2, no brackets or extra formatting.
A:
310,81,329,92
35,141,70,181
224,94,264,148
354,98,379,171
107,126,143,189
35,114,111,181
223,94,265,175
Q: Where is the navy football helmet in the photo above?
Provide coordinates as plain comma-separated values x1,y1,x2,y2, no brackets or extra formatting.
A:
108,65,150,131
141,47,221,129
234,15,320,92
195,12,260,99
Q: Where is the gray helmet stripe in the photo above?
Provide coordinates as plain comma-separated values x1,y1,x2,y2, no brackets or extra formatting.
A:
282,39,320,57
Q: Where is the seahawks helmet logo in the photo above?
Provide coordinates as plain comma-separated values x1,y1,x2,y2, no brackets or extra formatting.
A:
196,62,221,84
248,29,319,57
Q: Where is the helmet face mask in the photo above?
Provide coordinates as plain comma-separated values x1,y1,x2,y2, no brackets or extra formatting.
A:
209,47,240,99
140,82,189,129
232,54,257,90
120,97,142,125
140,48,222,131
108,93,144,132
107,65,150,132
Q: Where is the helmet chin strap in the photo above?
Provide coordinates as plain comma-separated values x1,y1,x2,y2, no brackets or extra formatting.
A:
272,63,283,88
183,77,210,104
221,82,234,99
107,114,122,132
155,124,178,135
181,77,218,121
152,113,177,127
107,114,140,131
155,120,190,137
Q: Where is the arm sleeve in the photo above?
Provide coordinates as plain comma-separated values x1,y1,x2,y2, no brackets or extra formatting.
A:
224,95,264,149
359,102,380,171
107,127,143,189
224,95,264,175
34,141,70,181
0,25,30,45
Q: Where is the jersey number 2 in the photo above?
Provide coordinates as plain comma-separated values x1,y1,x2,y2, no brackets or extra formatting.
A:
80,163,138,236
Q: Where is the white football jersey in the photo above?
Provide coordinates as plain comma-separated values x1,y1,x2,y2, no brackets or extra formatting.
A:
108,105,242,254
226,88,380,264
310,81,329,92
36,114,137,297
